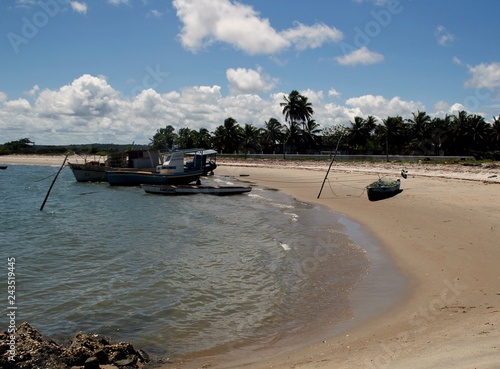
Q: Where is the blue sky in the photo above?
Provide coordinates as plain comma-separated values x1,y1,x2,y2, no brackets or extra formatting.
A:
1,0,500,145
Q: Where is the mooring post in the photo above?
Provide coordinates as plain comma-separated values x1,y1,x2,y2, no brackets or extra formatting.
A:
317,135,342,199
40,152,70,211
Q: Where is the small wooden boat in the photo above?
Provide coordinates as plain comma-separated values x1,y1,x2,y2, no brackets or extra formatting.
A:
366,178,401,200
142,184,252,196
68,149,162,182
0,165,7,170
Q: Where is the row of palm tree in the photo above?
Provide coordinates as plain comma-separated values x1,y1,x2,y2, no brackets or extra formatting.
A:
150,90,500,158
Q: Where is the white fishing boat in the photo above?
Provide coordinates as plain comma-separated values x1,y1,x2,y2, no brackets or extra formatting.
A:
141,184,252,196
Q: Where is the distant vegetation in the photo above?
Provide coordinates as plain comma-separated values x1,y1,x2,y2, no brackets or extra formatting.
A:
2,91,500,160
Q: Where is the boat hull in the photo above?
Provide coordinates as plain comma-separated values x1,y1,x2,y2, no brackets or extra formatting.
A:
142,184,252,196
68,163,108,182
106,170,203,186
68,163,158,183
366,179,401,200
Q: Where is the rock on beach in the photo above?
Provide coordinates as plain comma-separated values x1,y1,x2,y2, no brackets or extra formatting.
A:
0,322,150,369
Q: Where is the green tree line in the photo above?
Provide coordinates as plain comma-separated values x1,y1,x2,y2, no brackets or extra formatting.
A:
150,90,500,159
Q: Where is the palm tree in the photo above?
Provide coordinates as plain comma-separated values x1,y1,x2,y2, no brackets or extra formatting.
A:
407,111,432,154
262,118,284,153
223,117,242,154
377,116,405,161
429,115,452,155
302,119,321,152
468,114,492,154
240,123,261,158
192,128,212,149
348,116,368,152
491,115,500,152
177,127,194,149
283,121,303,155
280,90,314,158
212,125,226,153
280,90,314,129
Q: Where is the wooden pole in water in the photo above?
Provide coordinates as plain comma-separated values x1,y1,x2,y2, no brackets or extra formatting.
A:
40,152,70,211
317,135,342,199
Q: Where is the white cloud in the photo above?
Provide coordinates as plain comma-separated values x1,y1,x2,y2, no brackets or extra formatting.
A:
108,0,129,5
70,1,87,15
5,99,31,112
435,25,455,46
0,75,477,146
147,9,162,18
346,94,424,118
226,67,277,95
336,46,384,66
34,74,120,117
464,62,500,91
26,85,40,97
452,56,463,66
328,88,341,98
281,22,343,51
172,0,341,55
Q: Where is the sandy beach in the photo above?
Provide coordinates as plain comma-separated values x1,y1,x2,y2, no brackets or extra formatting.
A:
2,155,499,368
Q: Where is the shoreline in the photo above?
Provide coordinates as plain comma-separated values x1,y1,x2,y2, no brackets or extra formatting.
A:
3,155,500,368
213,160,500,368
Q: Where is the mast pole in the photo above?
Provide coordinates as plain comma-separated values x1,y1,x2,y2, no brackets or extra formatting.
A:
317,135,342,199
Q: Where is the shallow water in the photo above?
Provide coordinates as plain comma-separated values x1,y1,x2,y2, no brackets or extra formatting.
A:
0,165,371,359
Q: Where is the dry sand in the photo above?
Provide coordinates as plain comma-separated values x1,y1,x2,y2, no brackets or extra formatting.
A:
2,155,500,368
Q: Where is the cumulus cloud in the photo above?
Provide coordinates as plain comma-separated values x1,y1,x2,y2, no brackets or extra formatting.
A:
226,67,277,95
34,74,120,117
328,89,341,98
0,74,469,146
346,94,424,118
70,1,87,15
281,22,343,51
172,0,342,54
464,62,500,92
336,46,384,66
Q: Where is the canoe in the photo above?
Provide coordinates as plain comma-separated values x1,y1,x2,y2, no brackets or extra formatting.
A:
366,178,401,200
141,184,252,196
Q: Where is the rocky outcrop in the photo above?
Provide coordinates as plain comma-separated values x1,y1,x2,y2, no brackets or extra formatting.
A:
0,322,150,369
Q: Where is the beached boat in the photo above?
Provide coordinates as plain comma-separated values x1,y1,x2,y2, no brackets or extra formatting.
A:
186,149,217,176
0,165,7,170
106,148,205,186
141,184,252,196
68,150,162,182
366,178,401,200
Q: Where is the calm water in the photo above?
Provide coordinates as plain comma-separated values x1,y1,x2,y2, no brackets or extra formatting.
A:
0,164,371,360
